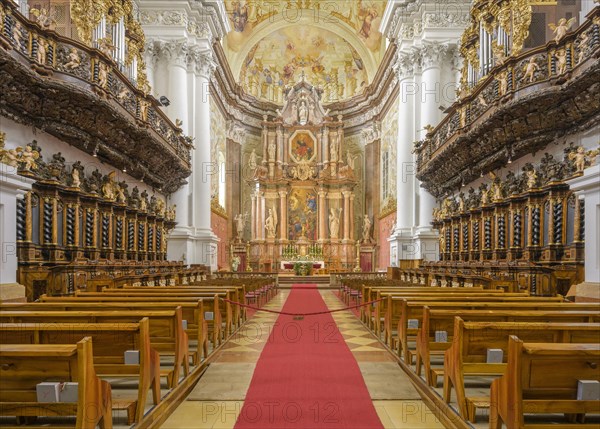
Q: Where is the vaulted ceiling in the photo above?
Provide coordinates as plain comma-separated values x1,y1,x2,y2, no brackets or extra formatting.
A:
223,0,388,104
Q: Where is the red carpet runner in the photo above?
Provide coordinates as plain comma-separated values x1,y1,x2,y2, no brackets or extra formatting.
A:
234,284,384,428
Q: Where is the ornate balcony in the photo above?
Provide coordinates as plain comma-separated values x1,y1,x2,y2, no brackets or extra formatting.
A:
415,7,600,198
0,0,192,193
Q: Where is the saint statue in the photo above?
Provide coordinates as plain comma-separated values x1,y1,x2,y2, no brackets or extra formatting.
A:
329,208,342,239
265,207,278,238
234,212,248,241
298,100,308,124
267,139,276,162
362,214,372,243
248,149,258,170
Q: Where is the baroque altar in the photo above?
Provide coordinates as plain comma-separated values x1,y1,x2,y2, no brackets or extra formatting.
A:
246,79,359,271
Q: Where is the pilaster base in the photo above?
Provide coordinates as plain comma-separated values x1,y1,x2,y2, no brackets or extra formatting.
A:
0,283,26,302
566,282,600,302
167,226,219,271
388,227,440,264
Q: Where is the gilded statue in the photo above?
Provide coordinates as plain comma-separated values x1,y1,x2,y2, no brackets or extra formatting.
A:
492,41,506,66
0,133,20,167
97,37,115,58
549,17,576,43
489,172,503,201
139,100,149,121
140,191,149,211
20,145,40,171
64,48,81,70
568,146,600,173
523,57,539,83
116,183,127,204
555,49,568,75
156,198,166,217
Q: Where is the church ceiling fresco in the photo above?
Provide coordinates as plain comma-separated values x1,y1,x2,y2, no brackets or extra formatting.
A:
224,0,387,103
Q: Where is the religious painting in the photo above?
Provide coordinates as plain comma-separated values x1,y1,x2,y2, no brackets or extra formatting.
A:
289,131,316,163
238,26,369,104
288,188,317,241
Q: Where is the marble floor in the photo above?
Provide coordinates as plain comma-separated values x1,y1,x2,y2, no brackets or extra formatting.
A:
162,289,444,429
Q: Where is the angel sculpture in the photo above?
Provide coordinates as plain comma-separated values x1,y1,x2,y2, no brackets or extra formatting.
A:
555,49,568,75
578,32,589,64
492,41,507,66
12,22,24,50
488,171,503,201
97,62,109,88
36,38,47,65
97,37,116,59
549,18,576,43
64,48,81,70
477,93,488,107
569,146,600,173
20,145,40,171
29,6,56,30
523,57,539,83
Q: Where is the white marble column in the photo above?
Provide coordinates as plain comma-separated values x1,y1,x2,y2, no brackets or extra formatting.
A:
191,49,219,269
389,51,419,263
160,41,194,263
566,164,600,301
414,43,445,260
0,168,34,302
251,192,257,240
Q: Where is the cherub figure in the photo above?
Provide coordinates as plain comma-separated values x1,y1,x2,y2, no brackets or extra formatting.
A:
12,22,24,50
20,145,40,171
555,49,568,75
117,87,128,101
549,17,576,43
478,93,488,107
97,62,109,88
139,100,149,121
569,146,600,172
64,48,81,70
496,71,509,96
523,57,539,83
97,37,115,59
578,32,589,64
29,6,56,30
36,38,47,65
492,41,506,66
71,166,81,188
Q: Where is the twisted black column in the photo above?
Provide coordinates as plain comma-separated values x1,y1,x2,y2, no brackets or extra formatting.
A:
16,198,26,241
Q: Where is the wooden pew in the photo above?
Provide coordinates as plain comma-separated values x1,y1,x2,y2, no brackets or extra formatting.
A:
0,338,112,428
0,308,189,392
378,291,531,340
490,337,600,429
41,293,229,344
443,318,600,422
395,298,577,362
416,308,600,387
0,301,211,365
0,318,160,424
94,287,245,328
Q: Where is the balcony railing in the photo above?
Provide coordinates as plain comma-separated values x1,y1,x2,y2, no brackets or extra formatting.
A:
0,0,192,193
415,6,600,198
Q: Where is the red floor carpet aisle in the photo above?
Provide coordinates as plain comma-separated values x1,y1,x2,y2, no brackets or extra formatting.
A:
234,284,384,428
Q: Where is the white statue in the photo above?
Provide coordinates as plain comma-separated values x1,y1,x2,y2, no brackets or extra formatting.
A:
298,100,308,124
330,134,339,162
234,212,248,240
362,214,372,243
329,208,342,239
265,206,278,238
267,139,276,162
249,149,258,169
